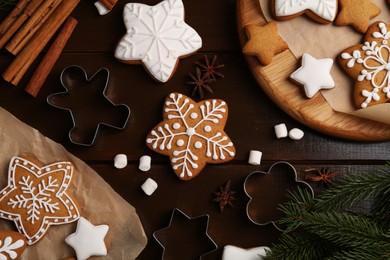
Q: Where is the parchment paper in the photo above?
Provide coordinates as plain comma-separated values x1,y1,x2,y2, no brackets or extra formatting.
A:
260,0,390,125
0,107,147,259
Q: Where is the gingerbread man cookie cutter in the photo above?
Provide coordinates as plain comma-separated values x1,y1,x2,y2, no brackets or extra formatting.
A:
153,208,218,259
244,161,314,231
47,65,130,146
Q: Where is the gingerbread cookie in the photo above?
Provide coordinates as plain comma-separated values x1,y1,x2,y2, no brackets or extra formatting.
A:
243,21,288,66
273,0,338,24
146,93,236,181
114,0,202,83
0,156,80,245
0,230,27,259
290,53,335,98
335,0,381,33
339,21,390,108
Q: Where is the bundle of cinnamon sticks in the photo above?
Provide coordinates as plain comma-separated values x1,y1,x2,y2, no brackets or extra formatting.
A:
0,0,80,96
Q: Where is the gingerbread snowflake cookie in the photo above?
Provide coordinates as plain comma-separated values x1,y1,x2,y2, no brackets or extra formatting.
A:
0,230,27,259
0,156,80,245
273,0,338,24
114,0,202,83
146,93,235,181
339,21,390,108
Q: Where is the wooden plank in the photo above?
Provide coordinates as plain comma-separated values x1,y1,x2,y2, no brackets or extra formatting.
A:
237,0,390,141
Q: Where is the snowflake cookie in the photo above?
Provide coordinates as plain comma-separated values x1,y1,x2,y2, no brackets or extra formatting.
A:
339,21,390,108
146,93,236,181
114,0,202,83
0,230,26,260
0,156,80,245
273,0,338,23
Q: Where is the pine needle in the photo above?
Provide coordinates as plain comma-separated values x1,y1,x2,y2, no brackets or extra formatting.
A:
0,0,17,11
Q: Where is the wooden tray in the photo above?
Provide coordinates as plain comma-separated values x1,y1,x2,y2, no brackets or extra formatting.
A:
237,0,390,141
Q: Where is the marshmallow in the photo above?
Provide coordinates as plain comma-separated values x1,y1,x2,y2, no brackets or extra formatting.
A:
248,150,262,165
274,123,288,138
289,128,305,140
94,1,110,15
139,155,151,172
114,154,127,169
141,178,158,196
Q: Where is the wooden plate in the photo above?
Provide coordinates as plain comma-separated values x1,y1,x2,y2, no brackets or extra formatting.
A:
237,0,390,141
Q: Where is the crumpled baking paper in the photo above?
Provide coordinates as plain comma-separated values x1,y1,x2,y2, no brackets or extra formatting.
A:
0,107,147,259
260,0,390,125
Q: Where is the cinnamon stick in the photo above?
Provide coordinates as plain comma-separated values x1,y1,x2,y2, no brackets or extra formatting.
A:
25,17,78,97
6,0,63,55
0,0,31,36
0,0,45,49
100,0,115,10
2,0,80,86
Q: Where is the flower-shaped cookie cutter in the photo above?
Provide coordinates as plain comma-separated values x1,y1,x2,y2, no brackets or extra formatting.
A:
153,208,218,259
244,161,314,231
47,65,130,146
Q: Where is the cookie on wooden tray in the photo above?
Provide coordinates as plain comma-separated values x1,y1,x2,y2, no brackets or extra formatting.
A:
335,0,381,33
273,0,338,24
146,93,236,181
0,156,80,245
243,21,288,66
339,21,390,108
114,0,202,83
0,230,27,260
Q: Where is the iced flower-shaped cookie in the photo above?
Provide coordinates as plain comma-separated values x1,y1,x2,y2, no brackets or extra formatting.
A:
114,0,202,83
146,93,235,181
273,0,338,23
0,156,80,245
340,22,390,108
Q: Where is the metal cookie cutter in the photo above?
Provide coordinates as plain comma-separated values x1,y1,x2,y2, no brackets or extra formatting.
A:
47,65,130,146
153,208,218,259
244,161,314,231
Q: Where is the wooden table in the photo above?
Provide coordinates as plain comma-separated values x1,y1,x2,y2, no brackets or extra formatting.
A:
0,0,388,259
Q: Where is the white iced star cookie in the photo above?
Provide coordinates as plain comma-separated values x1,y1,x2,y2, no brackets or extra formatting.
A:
222,245,269,260
290,53,335,98
114,0,202,83
65,217,109,260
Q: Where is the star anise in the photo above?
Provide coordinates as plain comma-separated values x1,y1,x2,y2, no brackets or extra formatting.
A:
212,180,236,212
195,55,224,79
304,167,337,186
186,67,216,99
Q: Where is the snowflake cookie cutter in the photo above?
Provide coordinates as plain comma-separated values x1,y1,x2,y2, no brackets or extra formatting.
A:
153,208,218,259
244,161,314,231
47,65,131,146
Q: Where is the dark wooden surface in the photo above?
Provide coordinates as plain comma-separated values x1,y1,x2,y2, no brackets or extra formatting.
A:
0,0,388,259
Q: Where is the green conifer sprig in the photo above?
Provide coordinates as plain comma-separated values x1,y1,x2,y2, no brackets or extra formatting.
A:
263,164,390,260
0,0,17,11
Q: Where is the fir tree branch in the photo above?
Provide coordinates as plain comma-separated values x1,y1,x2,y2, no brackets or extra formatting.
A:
315,164,390,212
0,0,17,11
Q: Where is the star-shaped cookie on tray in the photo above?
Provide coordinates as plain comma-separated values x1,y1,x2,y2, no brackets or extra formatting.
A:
290,53,335,98
114,0,202,83
335,0,381,33
339,21,390,108
146,93,236,181
243,21,288,66
0,156,80,245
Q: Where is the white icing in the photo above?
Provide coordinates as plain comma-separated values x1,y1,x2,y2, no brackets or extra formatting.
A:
177,139,185,146
141,178,158,195
0,157,80,245
114,0,202,82
222,245,269,260
173,123,181,129
0,236,25,259
290,53,335,98
342,22,390,108
275,0,337,22
65,217,109,260
190,112,198,119
147,93,235,179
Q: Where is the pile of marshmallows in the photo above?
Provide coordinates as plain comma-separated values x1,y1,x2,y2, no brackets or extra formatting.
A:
113,124,304,195
248,123,304,166
114,154,157,196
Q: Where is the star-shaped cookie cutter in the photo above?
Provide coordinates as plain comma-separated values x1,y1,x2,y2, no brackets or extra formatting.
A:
244,161,314,231
47,65,131,146
153,208,218,259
